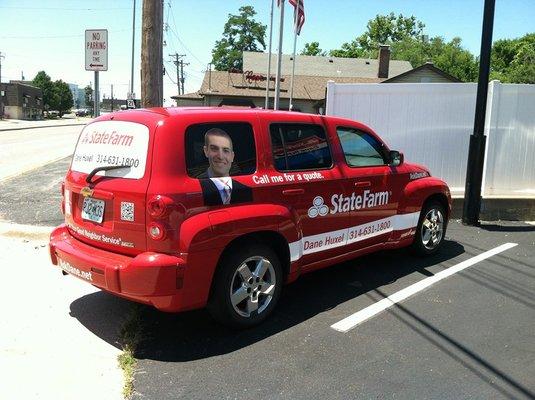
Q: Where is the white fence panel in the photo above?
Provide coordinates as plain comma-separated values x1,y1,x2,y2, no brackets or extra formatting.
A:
326,81,535,197
484,83,535,197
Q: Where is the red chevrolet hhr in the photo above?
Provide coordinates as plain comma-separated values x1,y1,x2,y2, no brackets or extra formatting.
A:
49,108,451,327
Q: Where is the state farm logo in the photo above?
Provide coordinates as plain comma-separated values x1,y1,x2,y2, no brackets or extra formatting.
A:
308,196,329,218
80,130,134,146
308,190,390,218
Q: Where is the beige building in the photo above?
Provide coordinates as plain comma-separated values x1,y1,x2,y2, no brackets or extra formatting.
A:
173,47,460,114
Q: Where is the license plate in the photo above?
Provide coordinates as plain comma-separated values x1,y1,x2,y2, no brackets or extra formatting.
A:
82,197,105,223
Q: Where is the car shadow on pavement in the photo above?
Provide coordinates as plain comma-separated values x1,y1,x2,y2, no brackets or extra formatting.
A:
68,241,464,359
69,290,137,349
116,239,464,362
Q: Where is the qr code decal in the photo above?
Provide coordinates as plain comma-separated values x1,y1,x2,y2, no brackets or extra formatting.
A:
121,202,135,222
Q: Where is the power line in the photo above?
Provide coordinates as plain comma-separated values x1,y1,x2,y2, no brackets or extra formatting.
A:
1,29,129,40
167,6,207,67
165,69,177,85
0,6,130,10
164,1,171,28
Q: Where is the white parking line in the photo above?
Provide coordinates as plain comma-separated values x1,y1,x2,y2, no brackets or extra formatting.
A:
331,242,518,333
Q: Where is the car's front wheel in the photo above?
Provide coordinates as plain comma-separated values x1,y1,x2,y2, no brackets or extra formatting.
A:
208,243,283,328
411,202,447,256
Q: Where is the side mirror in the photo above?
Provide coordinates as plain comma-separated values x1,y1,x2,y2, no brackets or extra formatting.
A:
389,150,404,167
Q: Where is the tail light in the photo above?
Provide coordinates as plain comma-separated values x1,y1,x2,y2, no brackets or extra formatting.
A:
147,195,174,218
147,195,176,242
148,222,166,240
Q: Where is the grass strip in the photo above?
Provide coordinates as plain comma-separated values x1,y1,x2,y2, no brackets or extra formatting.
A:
117,305,144,399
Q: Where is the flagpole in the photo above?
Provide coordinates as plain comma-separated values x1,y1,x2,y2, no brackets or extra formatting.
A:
265,0,275,109
289,0,299,111
274,0,285,111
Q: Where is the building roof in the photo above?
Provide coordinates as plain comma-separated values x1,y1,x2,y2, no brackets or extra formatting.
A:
381,62,462,83
243,51,412,79
174,91,204,99
176,71,383,101
7,80,41,90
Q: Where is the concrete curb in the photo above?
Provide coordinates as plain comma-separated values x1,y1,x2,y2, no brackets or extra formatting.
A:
0,122,87,132
451,197,535,221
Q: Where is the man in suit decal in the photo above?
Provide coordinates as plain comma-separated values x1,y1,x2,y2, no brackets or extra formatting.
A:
199,128,253,206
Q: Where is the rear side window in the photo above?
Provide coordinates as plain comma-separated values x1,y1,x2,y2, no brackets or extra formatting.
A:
336,127,386,167
270,124,332,171
71,121,150,179
185,123,256,178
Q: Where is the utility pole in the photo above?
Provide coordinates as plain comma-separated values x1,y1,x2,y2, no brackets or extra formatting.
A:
141,0,163,107
111,84,114,112
179,59,189,95
462,0,496,225
169,53,184,97
0,52,4,119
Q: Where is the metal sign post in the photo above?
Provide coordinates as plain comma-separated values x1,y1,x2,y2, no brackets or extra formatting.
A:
85,29,108,117
94,71,100,116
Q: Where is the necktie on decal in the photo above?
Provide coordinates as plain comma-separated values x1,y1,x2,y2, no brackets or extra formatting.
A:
219,178,232,204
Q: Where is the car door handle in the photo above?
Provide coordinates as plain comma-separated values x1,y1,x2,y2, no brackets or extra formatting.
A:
282,189,305,196
354,181,371,188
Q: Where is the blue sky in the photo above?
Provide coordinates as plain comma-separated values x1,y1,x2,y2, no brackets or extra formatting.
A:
0,0,533,104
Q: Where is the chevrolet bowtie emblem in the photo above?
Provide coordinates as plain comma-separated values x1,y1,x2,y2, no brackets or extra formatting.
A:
80,187,94,197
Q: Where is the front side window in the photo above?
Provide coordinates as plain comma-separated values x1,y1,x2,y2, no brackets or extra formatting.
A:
336,127,386,167
270,123,332,171
185,122,256,178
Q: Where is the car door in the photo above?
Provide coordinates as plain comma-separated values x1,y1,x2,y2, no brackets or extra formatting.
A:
333,125,401,248
259,120,351,266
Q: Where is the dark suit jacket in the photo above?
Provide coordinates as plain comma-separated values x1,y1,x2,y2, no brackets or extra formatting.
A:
200,178,253,206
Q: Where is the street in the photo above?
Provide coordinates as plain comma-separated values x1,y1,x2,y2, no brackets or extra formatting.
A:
0,124,82,182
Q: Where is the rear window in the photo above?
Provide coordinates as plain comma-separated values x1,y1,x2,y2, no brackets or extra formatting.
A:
270,123,332,171
71,121,150,179
185,122,256,178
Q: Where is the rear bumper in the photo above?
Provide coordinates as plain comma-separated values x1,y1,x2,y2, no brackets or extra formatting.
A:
49,224,189,312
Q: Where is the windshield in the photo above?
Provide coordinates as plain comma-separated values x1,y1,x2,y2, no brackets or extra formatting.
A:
71,120,150,179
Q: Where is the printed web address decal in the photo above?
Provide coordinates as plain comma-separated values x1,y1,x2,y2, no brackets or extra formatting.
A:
289,212,420,262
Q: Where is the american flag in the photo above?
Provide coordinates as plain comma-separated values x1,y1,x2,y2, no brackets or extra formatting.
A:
288,0,305,35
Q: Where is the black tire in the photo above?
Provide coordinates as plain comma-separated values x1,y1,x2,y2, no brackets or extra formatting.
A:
411,201,447,256
207,243,283,329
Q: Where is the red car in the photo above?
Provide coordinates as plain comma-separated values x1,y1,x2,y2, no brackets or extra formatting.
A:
49,108,451,327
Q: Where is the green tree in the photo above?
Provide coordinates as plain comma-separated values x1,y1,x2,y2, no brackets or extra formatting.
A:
51,80,73,117
84,85,93,114
490,33,535,83
330,13,425,58
212,6,267,71
301,42,326,56
391,36,479,82
32,71,54,110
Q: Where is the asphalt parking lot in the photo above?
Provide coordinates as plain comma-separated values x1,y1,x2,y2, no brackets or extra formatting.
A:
1,158,534,400
126,221,534,400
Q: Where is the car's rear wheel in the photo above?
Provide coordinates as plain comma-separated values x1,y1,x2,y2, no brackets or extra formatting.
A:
411,201,446,256
208,243,283,328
